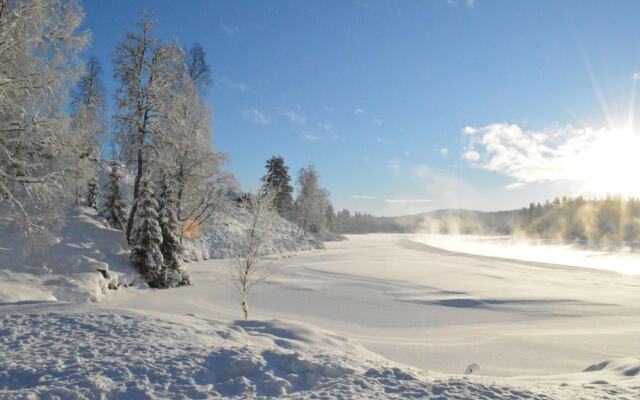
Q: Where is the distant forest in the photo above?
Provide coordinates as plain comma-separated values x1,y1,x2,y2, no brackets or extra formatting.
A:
334,196,640,245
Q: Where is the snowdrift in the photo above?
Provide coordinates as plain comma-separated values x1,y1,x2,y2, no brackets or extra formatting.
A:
0,208,138,303
4,303,632,399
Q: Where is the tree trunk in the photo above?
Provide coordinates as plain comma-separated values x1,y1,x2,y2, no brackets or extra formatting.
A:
241,296,249,320
126,148,144,243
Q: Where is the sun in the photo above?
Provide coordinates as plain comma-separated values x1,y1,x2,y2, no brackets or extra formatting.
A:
576,124,640,197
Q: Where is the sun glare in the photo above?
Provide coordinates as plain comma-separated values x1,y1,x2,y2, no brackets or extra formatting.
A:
577,124,640,197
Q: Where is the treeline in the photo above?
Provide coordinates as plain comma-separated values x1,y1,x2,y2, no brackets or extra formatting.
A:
335,196,640,245
513,196,640,244
0,1,338,292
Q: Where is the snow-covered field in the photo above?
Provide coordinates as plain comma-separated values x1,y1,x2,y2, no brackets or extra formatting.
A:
2,232,640,398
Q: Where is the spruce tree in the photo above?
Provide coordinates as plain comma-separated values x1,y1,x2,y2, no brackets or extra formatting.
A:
86,176,98,210
261,156,294,217
130,177,164,286
158,175,190,287
101,163,127,230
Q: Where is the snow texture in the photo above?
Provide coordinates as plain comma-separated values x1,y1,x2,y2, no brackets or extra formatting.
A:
3,302,637,399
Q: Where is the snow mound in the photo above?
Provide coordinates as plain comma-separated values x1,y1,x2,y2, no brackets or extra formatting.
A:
0,208,139,304
583,358,640,377
0,303,567,399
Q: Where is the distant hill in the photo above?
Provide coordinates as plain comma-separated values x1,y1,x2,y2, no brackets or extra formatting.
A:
334,209,519,235
336,196,640,246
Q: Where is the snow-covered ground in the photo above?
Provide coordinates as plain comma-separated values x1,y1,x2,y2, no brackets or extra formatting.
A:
415,234,640,275
2,232,640,398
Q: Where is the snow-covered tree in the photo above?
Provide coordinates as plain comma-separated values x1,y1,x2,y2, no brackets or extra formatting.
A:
86,176,98,210
101,162,127,230
70,56,106,207
261,156,294,218
294,166,330,234
130,177,164,286
112,12,183,243
0,0,88,239
155,45,230,233
157,175,190,287
229,188,280,320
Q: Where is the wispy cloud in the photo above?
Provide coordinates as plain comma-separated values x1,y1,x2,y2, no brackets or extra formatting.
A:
354,108,365,115
411,164,430,178
280,108,306,125
384,198,431,204
440,148,449,155
303,131,319,141
373,117,383,126
350,195,377,200
387,159,401,171
220,77,248,92
220,24,239,35
447,0,475,9
506,182,525,190
243,109,271,125
633,72,640,82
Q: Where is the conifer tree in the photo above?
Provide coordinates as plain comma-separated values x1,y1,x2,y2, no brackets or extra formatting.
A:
261,156,294,217
157,175,190,287
101,163,127,230
86,176,99,210
129,177,164,286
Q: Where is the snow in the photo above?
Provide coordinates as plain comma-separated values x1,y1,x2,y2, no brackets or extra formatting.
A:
3,302,637,399
2,227,640,398
0,208,138,303
414,234,640,275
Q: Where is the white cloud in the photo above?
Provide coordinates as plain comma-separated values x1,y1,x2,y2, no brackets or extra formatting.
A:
354,108,364,115
220,24,239,35
462,122,640,195
463,126,477,135
280,109,306,125
243,109,271,125
384,198,431,204
373,117,383,126
463,150,480,162
633,72,640,82
440,148,449,155
350,195,377,200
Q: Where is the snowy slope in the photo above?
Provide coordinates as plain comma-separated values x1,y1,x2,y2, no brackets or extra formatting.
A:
181,207,321,262
0,208,138,303
95,161,323,262
3,302,637,399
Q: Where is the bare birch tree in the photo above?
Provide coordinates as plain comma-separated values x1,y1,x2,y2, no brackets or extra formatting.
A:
228,187,280,320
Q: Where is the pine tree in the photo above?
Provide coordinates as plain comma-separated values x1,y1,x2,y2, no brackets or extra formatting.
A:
101,163,127,230
157,175,190,287
86,176,98,210
261,156,294,217
130,177,164,287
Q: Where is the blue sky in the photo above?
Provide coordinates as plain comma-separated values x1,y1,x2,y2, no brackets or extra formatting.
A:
82,0,640,216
